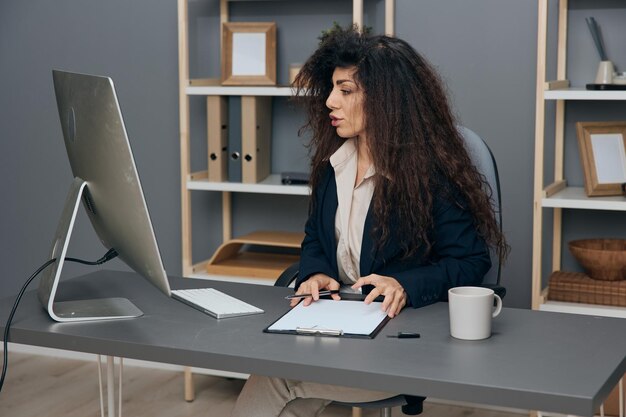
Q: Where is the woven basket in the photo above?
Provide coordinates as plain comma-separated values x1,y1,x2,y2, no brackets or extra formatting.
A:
568,239,626,281
548,271,626,307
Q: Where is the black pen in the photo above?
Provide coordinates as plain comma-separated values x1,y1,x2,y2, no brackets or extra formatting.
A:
284,290,340,300
387,332,421,339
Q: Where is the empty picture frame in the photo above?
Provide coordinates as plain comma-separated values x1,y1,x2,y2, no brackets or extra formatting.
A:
221,22,277,86
576,121,626,196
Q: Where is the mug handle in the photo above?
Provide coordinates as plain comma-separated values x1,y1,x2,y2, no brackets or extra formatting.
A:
492,294,502,318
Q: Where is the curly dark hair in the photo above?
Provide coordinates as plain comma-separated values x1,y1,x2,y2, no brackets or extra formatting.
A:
294,25,508,262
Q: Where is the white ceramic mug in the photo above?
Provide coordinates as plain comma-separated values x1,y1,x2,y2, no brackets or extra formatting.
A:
448,286,502,340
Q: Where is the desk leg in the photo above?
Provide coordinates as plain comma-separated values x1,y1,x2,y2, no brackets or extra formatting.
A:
534,380,625,417
97,355,124,417
184,367,195,401
619,378,626,417
351,407,362,417
107,356,115,417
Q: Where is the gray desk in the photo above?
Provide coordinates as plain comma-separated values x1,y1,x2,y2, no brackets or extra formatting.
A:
1,270,625,416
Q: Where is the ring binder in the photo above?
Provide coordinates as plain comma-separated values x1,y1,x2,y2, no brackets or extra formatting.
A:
241,96,272,183
228,96,242,182
207,96,228,181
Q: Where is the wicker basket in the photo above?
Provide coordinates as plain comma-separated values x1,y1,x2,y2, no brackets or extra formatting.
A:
548,271,626,307
568,239,626,281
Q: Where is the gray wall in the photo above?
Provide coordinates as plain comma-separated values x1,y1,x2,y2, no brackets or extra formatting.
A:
2,0,624,309
1,0,181,291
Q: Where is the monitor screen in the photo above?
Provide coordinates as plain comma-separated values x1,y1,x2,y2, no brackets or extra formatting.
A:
37,70,171,322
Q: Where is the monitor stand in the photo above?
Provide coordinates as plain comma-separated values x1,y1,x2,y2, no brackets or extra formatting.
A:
37,178,143,322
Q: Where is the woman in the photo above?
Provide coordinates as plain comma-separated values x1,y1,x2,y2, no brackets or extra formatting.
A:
231,25,507,417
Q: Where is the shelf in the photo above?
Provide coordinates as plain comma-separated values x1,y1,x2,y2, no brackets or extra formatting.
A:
186,85,296,96
532,4,626,416
541,187,626,211
187,174,310,195
538,300,626,319
544,87,626,101
185,272,277,286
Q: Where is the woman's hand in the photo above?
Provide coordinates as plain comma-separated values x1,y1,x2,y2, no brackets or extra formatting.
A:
351,274,407,318
290,273,341,307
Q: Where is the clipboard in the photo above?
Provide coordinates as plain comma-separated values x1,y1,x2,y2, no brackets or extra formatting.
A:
264,299,390,339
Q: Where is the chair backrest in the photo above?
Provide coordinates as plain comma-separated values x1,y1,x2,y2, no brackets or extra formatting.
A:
457,126,502,286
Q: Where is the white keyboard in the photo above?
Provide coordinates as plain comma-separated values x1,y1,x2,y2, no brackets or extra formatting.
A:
171,288,264,319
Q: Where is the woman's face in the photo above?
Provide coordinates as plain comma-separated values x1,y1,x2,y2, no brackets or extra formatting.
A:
325,66,365,139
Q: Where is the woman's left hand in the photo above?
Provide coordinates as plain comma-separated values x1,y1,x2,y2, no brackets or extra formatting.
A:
351,274,407,318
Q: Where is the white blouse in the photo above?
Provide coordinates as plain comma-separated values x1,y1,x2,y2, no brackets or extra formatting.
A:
329,138,376,286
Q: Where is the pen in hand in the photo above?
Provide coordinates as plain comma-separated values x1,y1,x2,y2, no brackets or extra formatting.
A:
284,290,340,300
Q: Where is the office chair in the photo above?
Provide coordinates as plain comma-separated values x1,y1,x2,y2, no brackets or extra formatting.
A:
274,126,505,417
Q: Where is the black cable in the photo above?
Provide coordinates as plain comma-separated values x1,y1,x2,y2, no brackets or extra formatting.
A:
1,258,56,394
0,249,118,394
66,248,119,266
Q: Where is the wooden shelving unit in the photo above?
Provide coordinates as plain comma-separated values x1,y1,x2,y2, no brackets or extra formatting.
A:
177,0,397,404
178,0,396,284
532,1,625,415
532,0,626,318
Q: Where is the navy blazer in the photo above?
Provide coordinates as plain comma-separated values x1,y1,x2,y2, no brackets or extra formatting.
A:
297,164,491,308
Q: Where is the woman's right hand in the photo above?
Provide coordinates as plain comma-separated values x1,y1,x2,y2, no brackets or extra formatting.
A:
290,273,341,307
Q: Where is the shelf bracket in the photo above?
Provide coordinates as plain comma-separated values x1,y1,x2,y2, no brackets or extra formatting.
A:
543,180,567,198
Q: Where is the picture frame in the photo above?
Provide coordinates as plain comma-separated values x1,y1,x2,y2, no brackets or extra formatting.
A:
576,121,626,196
221,22,277,86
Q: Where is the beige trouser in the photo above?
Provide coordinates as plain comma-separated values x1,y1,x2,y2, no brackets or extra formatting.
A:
230,374,394,417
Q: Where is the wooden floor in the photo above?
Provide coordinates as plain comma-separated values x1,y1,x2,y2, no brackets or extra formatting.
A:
0,352,526,417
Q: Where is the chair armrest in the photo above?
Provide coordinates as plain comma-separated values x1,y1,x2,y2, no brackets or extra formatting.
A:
274,262,299,287
481,284,506,300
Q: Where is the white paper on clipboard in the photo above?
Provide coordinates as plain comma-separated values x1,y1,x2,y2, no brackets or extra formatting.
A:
267,299,388,336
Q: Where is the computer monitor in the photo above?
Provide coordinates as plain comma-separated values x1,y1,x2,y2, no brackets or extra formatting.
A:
37,70,171,322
